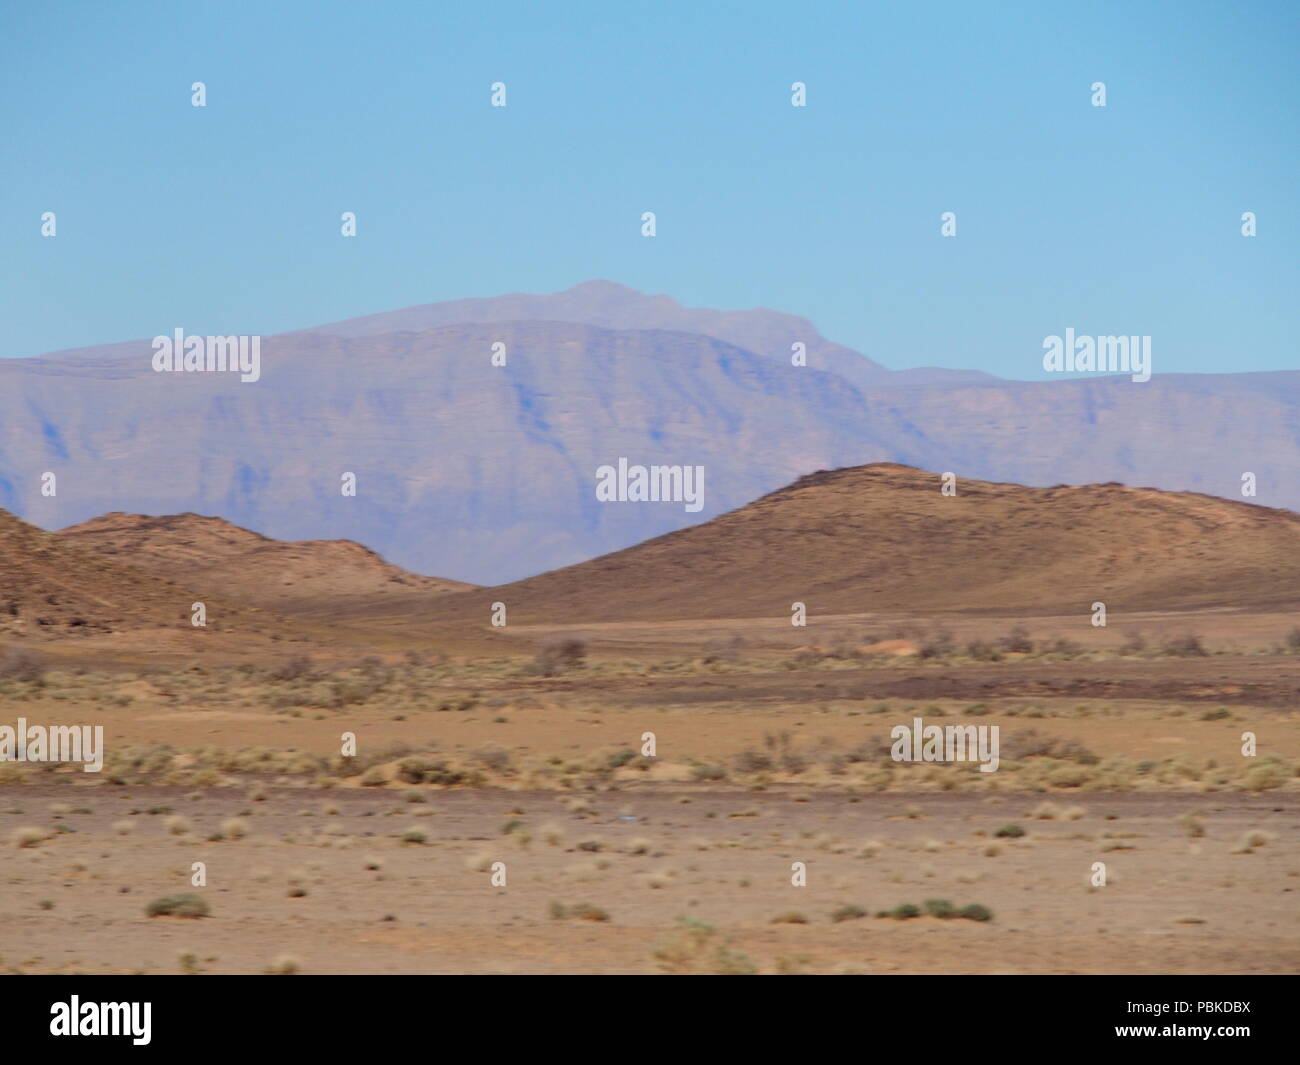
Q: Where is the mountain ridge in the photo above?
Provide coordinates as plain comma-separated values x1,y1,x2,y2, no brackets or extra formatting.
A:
4,283,1298,584
419,462,1300,622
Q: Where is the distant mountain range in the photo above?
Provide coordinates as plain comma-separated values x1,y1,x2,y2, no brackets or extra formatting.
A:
3,281,1297,584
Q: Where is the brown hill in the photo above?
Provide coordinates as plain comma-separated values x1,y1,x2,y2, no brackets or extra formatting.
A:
58,512,474,617
428,464,1300,623
0,507,266,641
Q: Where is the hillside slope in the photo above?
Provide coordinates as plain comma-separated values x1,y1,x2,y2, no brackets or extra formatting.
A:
435,464,1300,621
59,512,473,617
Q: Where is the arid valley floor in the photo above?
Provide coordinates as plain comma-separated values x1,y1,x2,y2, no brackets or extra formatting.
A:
3,611,1298,975
2,467,1298,974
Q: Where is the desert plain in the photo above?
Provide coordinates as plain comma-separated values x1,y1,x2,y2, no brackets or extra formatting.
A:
1,466,1298,975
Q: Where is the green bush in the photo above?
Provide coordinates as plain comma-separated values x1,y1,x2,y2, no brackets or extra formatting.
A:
924,898,957,919
146,893,209,918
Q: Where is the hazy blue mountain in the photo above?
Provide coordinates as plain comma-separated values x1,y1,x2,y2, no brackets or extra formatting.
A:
3,285,1296,584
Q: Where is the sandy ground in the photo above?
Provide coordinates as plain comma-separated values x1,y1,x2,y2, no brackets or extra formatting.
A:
3,607,1297,975
2,785,1296,975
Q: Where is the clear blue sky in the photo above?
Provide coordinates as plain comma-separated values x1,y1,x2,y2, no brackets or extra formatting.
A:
2,0,1296,377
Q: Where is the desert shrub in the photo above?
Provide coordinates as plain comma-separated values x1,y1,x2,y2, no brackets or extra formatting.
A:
396,757,466,786
103,744,176,784
1048,766,1094,788
924,898,957,919
998,626,1035,654
0,647,45,682
219,817,248,840
769,911,809,924
888,903,921,919
959,903,993,921
1239,829,1272,850
534,636,587,676
330,676,385,706
791,645,825,666
604,748,637,770
964,640,1002,662
652,918,757,975
778,750,807,775
1162,633,1208,657
146,893,210,918
269,655,314,681
994,823,1025,838
843,740,879,764
701,635,745,663
917,627,956,659
472,746,513,774
1242,762,1286,791
831,904,868,923
1120,628,1148,654
11,826,48,848
689,763,727,782
1286,627,1300,652
1003,729,1099,764
733,749,774,773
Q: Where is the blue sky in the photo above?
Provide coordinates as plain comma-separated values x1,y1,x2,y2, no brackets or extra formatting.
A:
2,0,1296,377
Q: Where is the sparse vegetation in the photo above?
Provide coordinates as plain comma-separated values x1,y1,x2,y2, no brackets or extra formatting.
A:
549,901,609,922
1162,633,1208,657
11,826,48,848
652,917,757,975
533,635,587,676
146,893,210,918
0,647,45,682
